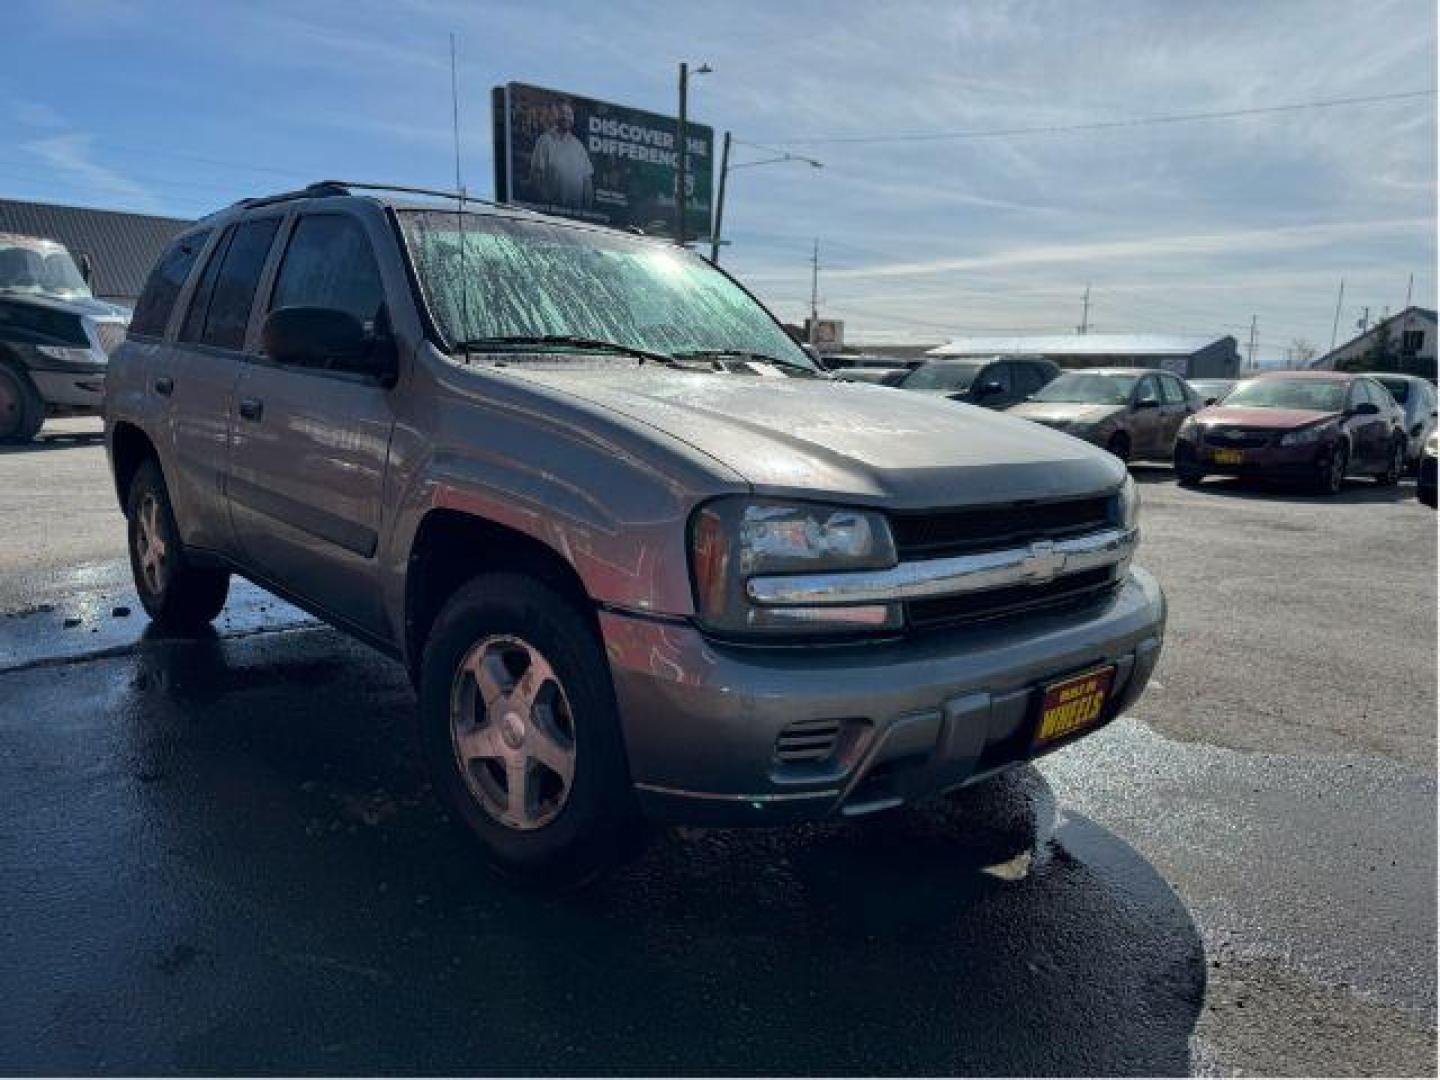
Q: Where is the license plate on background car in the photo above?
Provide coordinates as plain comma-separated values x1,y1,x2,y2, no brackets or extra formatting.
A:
1034,665,1116,747
1213,448,1245,465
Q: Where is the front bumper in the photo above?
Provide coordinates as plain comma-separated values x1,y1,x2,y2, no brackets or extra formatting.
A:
1177,437,1332,480
28,366,106,411
603,567,1165,825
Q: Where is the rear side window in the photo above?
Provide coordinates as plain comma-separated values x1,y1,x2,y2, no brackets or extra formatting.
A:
129,230,210,338
1158,375,1186,404
1135,375,1160,402
269,215,385,333
201,218,281,350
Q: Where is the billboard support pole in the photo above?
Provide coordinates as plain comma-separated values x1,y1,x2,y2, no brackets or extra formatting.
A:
676,62,688,247
710,130,731,263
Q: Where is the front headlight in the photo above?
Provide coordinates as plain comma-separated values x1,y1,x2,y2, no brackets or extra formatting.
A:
689,498,901,639
1279,423,1330,447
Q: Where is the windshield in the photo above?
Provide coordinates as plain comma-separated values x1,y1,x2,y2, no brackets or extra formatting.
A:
901,362,982,391
1031,372,1138,405
398,210,815,371
0,235,91,299
1223,378,1347,412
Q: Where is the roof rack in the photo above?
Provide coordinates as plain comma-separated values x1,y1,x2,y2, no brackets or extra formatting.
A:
316,180,518,212
234,182,350,209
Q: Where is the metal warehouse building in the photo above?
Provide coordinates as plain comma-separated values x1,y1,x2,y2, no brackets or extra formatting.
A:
928,332,1241,379
0,198,192,306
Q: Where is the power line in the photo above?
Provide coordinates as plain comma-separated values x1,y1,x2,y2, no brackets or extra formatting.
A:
763,88,1437,146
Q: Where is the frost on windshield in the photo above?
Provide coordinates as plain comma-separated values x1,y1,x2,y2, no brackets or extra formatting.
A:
399,210,810,367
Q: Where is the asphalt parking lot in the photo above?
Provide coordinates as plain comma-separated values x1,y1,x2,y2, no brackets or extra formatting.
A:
0,419,1434,1076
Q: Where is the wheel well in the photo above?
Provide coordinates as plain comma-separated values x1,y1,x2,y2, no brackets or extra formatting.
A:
405,510,595,677
110,422,157,510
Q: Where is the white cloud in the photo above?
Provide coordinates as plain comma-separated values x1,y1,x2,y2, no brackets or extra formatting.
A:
21,132,158,211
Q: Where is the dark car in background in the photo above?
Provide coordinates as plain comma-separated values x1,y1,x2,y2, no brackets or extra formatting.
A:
1188,377,1236,406
822,352,916,387
1418,432,1437,508
1007,367,1199,462
897,355,1059,410
0,232,131,443
1173,371,1407,494
1363,373,1437,469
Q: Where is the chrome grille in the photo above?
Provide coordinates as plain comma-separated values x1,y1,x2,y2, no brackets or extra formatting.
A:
1204,427,1277,449
890,496,1113,559
774,719,843,764
92,321,128,356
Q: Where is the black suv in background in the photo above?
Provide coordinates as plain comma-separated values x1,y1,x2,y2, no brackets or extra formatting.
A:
897,355,1060,410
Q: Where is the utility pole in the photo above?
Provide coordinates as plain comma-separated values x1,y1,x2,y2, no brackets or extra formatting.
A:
1329,279,1345,351
1247,314,1258,370
808,239,820,345
675,62,688,247
710,131,731,263
1079,284,1090,334
1358,306,1370,335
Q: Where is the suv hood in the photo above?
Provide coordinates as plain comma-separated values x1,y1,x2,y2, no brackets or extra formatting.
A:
1008,401,1125,427
495,365,1124,507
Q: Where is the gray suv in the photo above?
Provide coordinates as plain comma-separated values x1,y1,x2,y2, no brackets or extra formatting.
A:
105,182,1165,882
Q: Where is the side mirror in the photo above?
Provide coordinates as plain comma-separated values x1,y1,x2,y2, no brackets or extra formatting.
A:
1204,396,1219,406
1134,396,1160,410
1349,401,1380,417
262,307,396,380
78,253,94,284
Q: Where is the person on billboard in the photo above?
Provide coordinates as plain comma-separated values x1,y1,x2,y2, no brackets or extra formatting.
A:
528,101,593,210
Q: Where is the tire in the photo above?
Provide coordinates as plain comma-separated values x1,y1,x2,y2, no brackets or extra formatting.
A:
1315,443,1348,496
0,362,45,444
1374,438,1405,487
1105,431,1131,464
418,572,640,886
126,459,230,631
1176,467,1204,487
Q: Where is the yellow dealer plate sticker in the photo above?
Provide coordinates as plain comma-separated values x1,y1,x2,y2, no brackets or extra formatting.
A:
1035,666,1115,747
1213,448,1245,465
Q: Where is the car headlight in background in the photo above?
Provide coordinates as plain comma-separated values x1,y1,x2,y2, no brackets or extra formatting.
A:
1425,432,1438,457
1177,416,1199,440
690,498,901,638
1279,422,1333,447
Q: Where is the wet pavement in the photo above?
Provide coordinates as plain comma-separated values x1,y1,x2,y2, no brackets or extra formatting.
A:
0,426,1434,1075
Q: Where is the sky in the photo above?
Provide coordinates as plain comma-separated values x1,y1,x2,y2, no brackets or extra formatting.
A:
1,0,1435,360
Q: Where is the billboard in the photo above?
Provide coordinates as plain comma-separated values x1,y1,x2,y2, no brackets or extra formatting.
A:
492,82,713,240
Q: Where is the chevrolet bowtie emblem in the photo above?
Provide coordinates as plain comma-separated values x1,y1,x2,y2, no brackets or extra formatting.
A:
1020,540,1067,583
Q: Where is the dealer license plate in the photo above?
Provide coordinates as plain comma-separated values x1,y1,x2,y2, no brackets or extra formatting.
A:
1213,448,1245,465
1034,665,1115,747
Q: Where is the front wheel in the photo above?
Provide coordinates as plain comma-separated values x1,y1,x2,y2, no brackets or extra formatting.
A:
1375,439,1405,487
418,572,641,886
126,459,230,630
1315,443,1348,496
0,363,45,444
1105,431,1131,464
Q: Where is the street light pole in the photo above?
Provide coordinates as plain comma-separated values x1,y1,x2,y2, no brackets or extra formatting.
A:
676,62,688,247
709,130,731,263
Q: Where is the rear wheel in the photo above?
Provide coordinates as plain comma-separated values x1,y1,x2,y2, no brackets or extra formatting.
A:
1375,438,1405,487
1105,431,1131,464
126,459,230,630
419,572,640,886
0,363,45,444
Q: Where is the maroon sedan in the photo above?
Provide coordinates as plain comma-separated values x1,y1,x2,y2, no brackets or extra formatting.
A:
1173,371,1408,495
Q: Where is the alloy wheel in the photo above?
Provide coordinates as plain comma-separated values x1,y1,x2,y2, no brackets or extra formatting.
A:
449,635,577,831
134,492,169,594
1328,447,1347,493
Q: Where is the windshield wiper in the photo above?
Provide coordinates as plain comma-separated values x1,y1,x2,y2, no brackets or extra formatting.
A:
670,348,824,377
455,335,675,366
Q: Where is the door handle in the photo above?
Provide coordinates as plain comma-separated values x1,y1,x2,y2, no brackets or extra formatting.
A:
153,376,174,397
238,396,264,422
